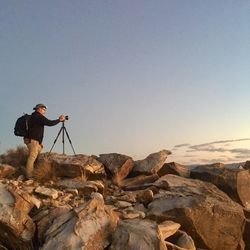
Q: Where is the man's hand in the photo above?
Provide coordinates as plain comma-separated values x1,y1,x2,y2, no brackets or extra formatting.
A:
59,115,66,122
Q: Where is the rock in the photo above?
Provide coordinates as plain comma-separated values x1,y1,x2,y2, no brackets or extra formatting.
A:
190,165,250,208
0,182,14,204
131,149,171,176
97,153,134,184
115,200,133,208
116,192,137,203
120,174,159,190
115,189,154,205
157,162,190,178
135,189,154,205
165,241,187,250
35,186,59,199
109,219,167,250
243,218,250,250
0,183,35,249
148,174,245,250
57,179,104,196
40,193,119,250
175,230,196,250
38,153,106,180
36,206,72,245
121,209,145,219
30,196,42,208
158,220,181,239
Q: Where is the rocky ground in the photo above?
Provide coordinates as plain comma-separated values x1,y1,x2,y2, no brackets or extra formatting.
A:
0,149,249,250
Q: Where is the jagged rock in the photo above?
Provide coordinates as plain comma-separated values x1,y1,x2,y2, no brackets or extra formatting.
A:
131,149,171,176
135,189,154,205
97,153,134,184
115,200,132,208
174,230,196,250
40,193,119,250
165,241,188,250
148,174,245,250
0,182,15,204
57,179,104,196
109,219,167,250
158,220,181,239
38,153,106,180
120,174,159,190
116,192,137,203
157,162,190,178
0,183,35,249
35,206,72,245
35,186,59,199
190,165,250,208
0,164,16,178
120,208,146,219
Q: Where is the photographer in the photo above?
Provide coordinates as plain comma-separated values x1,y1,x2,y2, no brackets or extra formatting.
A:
24,103,65,178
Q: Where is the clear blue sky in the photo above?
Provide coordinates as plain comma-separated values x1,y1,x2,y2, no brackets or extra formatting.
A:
0,1,249,164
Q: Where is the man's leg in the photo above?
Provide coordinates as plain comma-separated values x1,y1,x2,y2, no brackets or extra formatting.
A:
25,139,42,178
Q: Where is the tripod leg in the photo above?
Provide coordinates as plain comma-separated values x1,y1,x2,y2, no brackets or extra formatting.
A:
49,126,63,154
62,126,65,155
64,127,76,155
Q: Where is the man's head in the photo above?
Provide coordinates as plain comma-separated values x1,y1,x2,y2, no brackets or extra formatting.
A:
33,104,47,115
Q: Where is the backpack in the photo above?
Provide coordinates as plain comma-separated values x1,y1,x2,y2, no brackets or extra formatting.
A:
14,114,31,137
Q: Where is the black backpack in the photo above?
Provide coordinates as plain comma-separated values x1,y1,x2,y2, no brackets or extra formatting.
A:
14,114,31,137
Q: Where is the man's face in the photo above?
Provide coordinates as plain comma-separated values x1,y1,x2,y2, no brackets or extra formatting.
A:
37,107,47,116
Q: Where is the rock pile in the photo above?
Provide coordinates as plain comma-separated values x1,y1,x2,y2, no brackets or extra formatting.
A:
0,150,249,250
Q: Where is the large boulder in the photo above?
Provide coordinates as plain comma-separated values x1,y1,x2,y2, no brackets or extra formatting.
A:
37,153,106,180
40,193,119,250
147,174,245,250
96,153,134,184
190,164,250,208
109,219,167,250
131,150,171,176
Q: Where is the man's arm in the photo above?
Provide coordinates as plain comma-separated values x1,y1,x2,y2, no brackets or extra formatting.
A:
36,113,65,126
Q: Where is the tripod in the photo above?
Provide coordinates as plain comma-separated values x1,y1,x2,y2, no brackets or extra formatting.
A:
49,121,76,155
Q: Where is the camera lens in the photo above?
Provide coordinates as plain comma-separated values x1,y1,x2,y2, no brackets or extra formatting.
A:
65,116,69,120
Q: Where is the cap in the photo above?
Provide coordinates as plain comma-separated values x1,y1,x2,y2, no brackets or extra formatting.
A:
33,103,47,110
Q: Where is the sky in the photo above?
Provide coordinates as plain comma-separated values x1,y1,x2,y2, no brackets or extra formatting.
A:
0,0,249,165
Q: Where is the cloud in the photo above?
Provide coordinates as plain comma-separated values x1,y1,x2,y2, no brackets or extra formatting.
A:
187,146,226,153
188,138,250,153
172,138,250,164
173,143,190,148
189,138,250,150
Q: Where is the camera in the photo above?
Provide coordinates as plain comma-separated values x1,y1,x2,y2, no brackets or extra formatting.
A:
65,115,69,120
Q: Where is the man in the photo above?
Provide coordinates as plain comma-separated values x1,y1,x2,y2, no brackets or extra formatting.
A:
24,103,65,178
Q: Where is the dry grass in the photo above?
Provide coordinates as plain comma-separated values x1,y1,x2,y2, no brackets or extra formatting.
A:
0,146,28,168
33,156,54,182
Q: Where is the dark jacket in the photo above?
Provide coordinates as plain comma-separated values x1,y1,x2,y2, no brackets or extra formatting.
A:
26,111,60,144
